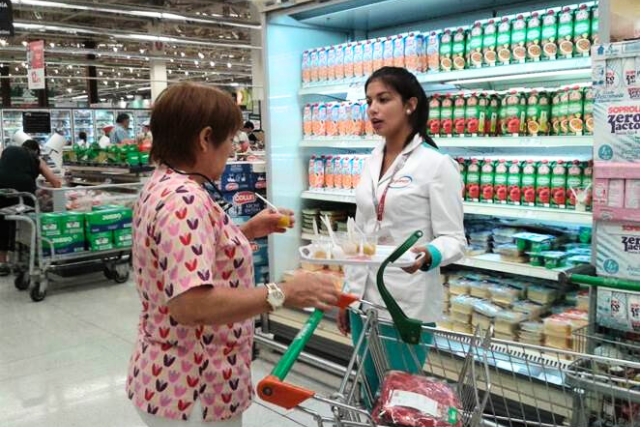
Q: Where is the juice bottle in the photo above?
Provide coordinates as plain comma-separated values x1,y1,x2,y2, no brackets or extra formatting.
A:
383,36,394,67
526,12,543,62
318,48,328,81
327,46,336,81
309,49,319,82
351,102,364,136
363,104,374,136
551,90,562,135
333,157,343,189
466,159,481,202
343,43,354,79
567,160,583,209
405,33,422,72
558,7,574,59
372,38,384,71
335,44,345,80
342,156,354,190
457,158,467,199
326,102,340,137
325,155,334,190
583,86,594,135
522,160,536,206
536,160,552,207
452,27,467,70
511,14,527,64
567,85,584,136
439,30,453,71
440,94,454,136
574,4,592,57
583,160,593,211
480,159,495,203
314,103,327,136
311,103,320,135
591,5,599,46
425,32,439,72
559,87,570,136
487,94,500,136
308,155,317,190
541,10,558,61
363,40,373,76
393,34,405,68
507,160,522,205
551,160,567,209
427,95,441,136
482,19,498,67
538,91,551,135
526,90,550,136
496,17,512,66
494,159,509,204
338,102,349,136
465,93,485,136
467,22,483,68
497,94,508,136
504,90,525,136
352,156,364,188
453,94,466,136
353,42,364,78
303,104,313,137
302,50,311,83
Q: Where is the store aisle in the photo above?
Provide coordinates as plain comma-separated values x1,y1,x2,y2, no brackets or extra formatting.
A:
0,277,338,427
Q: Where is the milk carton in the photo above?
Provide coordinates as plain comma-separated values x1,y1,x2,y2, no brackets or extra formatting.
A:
596,222,640,281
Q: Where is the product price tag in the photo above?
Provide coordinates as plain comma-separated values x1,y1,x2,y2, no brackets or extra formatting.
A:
389,390,439,417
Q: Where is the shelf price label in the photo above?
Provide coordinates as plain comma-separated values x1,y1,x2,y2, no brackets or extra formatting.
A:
629,293,640,332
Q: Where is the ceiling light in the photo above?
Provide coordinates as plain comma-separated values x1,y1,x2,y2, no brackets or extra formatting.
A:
67,65,72,69
128,67,133,73
54,69,59,74
67,79,71,83
126,55,131,59
117,72,121,76
49,42,55,48
126,94,133,99
145,57,149,61
0,40,6,46
14,67,18,71
198,52,204,59
112,47,118,52
210,61,215,67
103,81,108,85
139,49,145,54
185,71,189,76
99,71,103,76
194,60,199,66
21,41,27,47
180,52,185,57
227,63,232,68
66,88,72,93
170,59,174,63
136,73,140,77
168,70,172,74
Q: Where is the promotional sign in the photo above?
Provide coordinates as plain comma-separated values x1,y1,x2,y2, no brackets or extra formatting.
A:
27,40,45,90
0,0,14,37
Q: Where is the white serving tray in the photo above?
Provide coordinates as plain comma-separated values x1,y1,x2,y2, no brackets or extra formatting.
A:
298,244,424,268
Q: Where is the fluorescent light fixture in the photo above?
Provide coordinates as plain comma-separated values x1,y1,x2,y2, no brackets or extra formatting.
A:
227,63,232,68
21,41,27,46
198,52,204,59
209,61,215,67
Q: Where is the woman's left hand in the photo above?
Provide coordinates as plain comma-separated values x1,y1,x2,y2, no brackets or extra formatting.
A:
402,247,432,274
244,208,294,240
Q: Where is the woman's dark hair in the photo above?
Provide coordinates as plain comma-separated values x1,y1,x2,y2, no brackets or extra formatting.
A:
365,67,437,148
116,113,130,124
22,139,41,158
243,121,254,130
79,131,87,140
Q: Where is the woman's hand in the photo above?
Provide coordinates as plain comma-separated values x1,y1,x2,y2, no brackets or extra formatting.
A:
401,246,432,274
337,308,351,336
243,208,294,240
281,271,340,312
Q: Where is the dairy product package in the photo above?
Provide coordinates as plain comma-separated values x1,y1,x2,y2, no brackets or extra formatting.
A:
596,221,640,281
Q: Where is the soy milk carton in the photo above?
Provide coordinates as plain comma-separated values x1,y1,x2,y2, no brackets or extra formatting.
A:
596,222,640,281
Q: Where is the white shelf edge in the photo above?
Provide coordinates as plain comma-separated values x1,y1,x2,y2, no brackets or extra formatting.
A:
454,253,564,281
301,136,593,149
301,190,356,204
299,58,592,96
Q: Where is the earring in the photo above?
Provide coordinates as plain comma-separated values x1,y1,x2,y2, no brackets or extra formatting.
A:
406,109,412,115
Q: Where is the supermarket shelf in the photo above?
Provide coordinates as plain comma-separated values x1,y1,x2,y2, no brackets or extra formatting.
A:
299,58,592,96
464,202,593,225
301,136,593,149
301,232,315,240
454,253,570,281
64,164,154,174
46,247,130,263
301,190,355,204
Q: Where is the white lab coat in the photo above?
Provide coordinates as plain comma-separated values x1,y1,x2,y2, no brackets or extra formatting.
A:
344,134,466,323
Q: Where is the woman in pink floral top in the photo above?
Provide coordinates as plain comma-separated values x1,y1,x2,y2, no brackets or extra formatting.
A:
127,83,339,427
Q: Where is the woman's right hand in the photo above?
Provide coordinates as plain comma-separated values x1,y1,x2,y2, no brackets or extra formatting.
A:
281,271,340,312
337,308,351,336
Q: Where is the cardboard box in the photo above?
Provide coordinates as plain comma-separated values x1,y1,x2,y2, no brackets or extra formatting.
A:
40,213,62,237
59,212,85,234
219,163,253,192
85,207,132,233
221,191,264,218
43,233,85,256
87,231,114,252
251,239,269,267
251,173,267,191
596,221,640,280
113,228,133,248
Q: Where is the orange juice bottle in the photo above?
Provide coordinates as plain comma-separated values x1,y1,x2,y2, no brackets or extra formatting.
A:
352,156,365,188
344,43,354,79
338,102,350,136
383,36,394,67
343,156,354,190
372,38,384,71
325,155,335,190
313,103,327,136
334,156,343,189
363,40,373,76
326,103,340,137
327,46,336,81
351,102,364,136
405,32,422,73
308,156,318,190
302,50,311,83
317,48,328,81
353,42,364,78
393,34,405,68
363,103,374,136
335,44,345,80
309,49,319,82
303,104,313,137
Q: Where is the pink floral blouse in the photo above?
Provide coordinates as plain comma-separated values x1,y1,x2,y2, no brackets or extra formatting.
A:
127,166,254,422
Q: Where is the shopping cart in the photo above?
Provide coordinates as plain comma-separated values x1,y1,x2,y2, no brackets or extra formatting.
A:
257,231,492,427
2,182,141,301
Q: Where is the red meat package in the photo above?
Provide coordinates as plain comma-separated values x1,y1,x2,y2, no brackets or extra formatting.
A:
372,371,462,427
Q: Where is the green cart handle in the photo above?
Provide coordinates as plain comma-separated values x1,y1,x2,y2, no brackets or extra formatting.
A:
569,273,640,292
258,231,423,409
376,230,424,345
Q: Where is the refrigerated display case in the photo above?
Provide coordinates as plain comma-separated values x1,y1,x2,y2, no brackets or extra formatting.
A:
1,110,24,147
94,109,115,143
116,110,136,139
73,109,95,144
132,110,151,139
50,110,72,144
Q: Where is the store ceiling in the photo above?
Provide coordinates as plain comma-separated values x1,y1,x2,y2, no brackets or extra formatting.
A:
0,0,259,102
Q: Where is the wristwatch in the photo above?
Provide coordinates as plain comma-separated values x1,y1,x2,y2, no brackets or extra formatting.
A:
266,282,286,311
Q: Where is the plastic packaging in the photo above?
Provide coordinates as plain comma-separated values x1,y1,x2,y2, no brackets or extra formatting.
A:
490,285,521,306
513,232,555,252
495,310,526,332
451,295,479,315
512,300,547,319
449,279,471,296
539,251,568,269
466,245,488,256
493,243,521,257
527,285,558,304
472,312,493,330
468,281,492,299
567,255,591,266
373,371,463,427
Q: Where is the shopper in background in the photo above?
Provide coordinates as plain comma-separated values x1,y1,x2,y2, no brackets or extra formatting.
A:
99,125,114,148
338,67,466,403
127,82,339,427
0,140,62,276
77,131,87,147
232,129,250,153
110,113,131,145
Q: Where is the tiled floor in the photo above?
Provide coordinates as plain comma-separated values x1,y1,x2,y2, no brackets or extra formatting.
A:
0,273,340,427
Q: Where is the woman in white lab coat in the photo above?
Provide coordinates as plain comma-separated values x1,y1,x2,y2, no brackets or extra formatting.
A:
339,67,466,402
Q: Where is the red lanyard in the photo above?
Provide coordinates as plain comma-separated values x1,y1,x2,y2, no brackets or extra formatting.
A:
373,152,411,222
